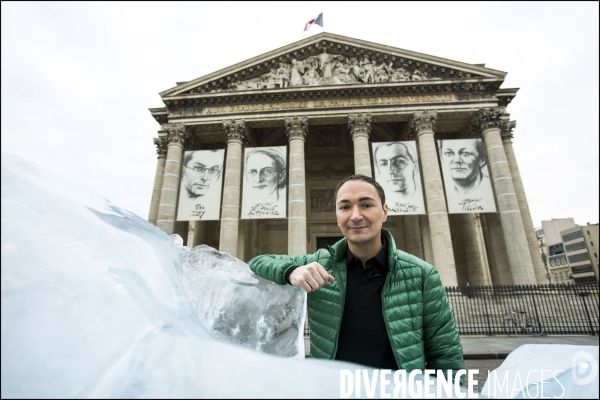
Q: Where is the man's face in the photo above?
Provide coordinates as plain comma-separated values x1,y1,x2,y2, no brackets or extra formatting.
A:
182,151,222,197
440,141,482,184
375,143,416,194
335,180,388,247
246,153,279,196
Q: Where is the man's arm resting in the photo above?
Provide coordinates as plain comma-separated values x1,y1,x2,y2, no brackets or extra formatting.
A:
249,253,334,291
249,254,307,285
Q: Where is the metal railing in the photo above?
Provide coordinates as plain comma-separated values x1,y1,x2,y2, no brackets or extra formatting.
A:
446,284,599,335
302,283,599,339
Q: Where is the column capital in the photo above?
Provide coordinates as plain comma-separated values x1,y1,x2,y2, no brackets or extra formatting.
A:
348,113,372,139
284,116,308,141
153,135,168,157
222,119,247,144
472,107,507,134
501,120,516,141
409,110,437,137
161,123,187,145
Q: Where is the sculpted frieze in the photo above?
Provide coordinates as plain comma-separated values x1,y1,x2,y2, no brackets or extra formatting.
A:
310,190,335,213
203,94,456,115
222,49,442,92
314,127,341,147
306,162,354,179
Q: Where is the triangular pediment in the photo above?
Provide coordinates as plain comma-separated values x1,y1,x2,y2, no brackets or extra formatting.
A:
161,33,506,98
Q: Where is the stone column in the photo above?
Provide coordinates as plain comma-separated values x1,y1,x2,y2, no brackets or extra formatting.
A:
244,219,259,261
404,215,424,259
285,116,308,255
191,220,208,247
219,119,246,257
502,121,548,284
482,213,513,285
450,215,469,286
474,108,536,284
148,134,168,225
420,215,434,264
458,213,492,286
186,222,195,247
410,111,457,286
156,124,187,235
348,113,373,177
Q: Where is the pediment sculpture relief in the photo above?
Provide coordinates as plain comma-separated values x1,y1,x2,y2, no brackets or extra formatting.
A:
221,49,442,92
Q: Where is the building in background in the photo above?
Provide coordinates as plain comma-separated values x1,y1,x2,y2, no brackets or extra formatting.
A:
147,32,547,287
561,224,599,284
540,218,577,284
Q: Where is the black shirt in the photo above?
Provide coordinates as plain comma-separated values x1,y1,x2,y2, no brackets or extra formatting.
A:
334,236,398,370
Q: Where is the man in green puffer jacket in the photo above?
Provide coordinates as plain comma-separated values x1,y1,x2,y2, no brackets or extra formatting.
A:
249,174,465,382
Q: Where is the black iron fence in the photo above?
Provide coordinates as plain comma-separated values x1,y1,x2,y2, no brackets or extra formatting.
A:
302,283,599,339
446,284,599,335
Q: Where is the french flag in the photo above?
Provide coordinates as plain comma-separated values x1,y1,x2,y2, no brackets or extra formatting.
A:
304,12,323,31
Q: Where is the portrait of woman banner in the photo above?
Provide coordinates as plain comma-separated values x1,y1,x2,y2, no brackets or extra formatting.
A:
241,146,287,219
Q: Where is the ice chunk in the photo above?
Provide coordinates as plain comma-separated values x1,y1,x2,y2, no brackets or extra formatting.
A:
480,344,599,399
0,153,473,398
175,238,306,358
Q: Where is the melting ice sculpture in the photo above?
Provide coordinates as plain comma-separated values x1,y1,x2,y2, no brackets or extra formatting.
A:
480,344,599,399
5,153,595,398
0,153,393,398
175,237,306,358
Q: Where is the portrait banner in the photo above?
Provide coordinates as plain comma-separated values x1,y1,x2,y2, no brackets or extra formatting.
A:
437,138,497,213
176,149,225,221
372,141,426,215
241,146,287,219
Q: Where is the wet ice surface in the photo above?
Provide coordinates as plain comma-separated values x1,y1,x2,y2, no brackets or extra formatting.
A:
176,237,306,358
480,344,599,399
0,153,392,398
3,153,592,398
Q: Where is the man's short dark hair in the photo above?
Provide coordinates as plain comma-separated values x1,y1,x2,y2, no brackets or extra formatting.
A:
333,174,386,208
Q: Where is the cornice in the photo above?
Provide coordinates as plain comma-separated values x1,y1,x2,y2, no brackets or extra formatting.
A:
160,78,504,110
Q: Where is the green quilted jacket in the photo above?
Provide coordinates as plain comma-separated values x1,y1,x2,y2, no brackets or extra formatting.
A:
249,229,465,379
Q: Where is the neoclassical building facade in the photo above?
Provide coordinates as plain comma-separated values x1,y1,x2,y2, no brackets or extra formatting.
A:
148,33,546,286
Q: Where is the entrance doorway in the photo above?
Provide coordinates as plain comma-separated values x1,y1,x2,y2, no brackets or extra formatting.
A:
316,236,344,250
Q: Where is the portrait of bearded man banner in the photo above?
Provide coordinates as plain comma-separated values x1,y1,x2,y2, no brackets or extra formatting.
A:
371,141,426,215
437,139,497,213
176,149,225,221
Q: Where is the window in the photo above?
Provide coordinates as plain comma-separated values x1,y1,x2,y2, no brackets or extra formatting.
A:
571,264,593,274
568,253,590,263
574,276,596,284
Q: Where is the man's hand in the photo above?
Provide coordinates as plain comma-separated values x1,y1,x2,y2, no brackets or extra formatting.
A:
289,262,335,293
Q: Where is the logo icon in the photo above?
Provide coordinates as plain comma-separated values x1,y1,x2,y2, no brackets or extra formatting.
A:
572,351,598,385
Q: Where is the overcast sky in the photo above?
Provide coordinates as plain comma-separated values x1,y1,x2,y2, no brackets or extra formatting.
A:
2,1,598,228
